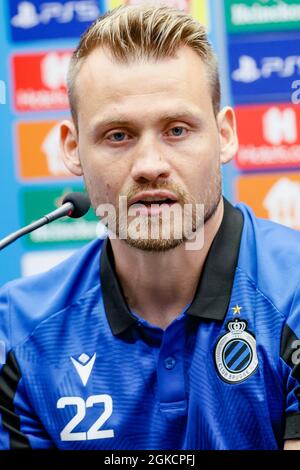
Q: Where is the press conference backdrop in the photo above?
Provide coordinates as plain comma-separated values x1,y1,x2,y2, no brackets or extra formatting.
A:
0,0,299,285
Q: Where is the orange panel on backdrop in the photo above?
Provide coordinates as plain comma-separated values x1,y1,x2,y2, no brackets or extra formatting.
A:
16,121,74,180
236,173,300,231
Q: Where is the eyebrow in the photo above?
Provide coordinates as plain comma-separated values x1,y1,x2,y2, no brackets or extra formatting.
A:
90,111,203,140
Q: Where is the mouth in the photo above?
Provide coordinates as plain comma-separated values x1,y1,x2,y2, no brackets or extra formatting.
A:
128,191,179,216
132,198,177,206
129,191,178,207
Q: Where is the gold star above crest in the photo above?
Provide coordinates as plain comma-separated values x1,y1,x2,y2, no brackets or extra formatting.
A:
232,304,242,315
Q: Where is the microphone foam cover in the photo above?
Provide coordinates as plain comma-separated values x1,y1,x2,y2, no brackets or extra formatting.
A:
62,192,91,218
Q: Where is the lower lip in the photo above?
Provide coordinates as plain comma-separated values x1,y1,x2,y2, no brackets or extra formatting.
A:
129,202,177,216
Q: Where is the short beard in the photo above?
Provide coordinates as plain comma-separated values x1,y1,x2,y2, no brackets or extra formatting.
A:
115,174,222,252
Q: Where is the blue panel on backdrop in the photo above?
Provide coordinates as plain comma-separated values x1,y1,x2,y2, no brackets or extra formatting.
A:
8,0,106,42
228,32,300,104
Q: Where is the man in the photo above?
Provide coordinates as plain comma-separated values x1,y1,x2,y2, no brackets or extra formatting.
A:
0,4,299,450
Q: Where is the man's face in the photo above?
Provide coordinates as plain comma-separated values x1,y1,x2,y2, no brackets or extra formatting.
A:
61,46,237,251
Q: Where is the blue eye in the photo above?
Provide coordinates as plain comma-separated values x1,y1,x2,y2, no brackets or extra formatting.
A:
169,127,186,137
109,132,126,142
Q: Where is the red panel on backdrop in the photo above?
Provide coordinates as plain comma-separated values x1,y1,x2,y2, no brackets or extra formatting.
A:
235,103,300,170
12,51,72,112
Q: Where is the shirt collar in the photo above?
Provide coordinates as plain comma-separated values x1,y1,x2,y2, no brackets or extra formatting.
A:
100,197,244,335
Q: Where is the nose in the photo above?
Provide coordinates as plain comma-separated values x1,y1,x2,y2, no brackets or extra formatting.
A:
130,135,171,184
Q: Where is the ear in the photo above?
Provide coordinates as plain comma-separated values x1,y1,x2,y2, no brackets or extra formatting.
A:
59,119,83,176
217,107,238,165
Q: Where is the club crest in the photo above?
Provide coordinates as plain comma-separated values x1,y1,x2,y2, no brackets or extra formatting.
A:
215,318,258,384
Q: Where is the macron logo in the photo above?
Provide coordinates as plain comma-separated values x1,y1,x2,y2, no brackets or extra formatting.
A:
71,353,96,386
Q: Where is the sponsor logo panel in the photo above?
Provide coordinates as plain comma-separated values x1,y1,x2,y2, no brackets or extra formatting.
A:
12,51,71,111
228,33,300,104
225,0,300,34
235,103,300,170
16,120,75,179
21,187,106,247
8,0,104,42
236,173,300,230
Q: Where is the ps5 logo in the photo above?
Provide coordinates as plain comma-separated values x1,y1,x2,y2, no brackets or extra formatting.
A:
0,80,6,105
232,55,300,83
11,1,100,28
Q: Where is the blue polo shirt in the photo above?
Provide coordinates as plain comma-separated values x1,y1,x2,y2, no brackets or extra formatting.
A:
0,199,299,450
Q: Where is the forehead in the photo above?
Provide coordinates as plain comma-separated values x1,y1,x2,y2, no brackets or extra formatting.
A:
75,46,213,124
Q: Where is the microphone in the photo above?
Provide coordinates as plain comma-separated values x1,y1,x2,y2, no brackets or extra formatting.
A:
0,192,90,251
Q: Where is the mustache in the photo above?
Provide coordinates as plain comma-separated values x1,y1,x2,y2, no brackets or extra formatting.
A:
122,181,191,206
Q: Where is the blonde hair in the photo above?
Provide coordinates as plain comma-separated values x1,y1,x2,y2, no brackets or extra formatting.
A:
67,4,220,125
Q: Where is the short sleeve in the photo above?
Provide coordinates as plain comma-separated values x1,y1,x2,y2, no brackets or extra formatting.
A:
280,283,300,439
0,287,53,449
0,350,53,449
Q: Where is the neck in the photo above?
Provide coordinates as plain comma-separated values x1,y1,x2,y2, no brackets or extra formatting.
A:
110,198,224,329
